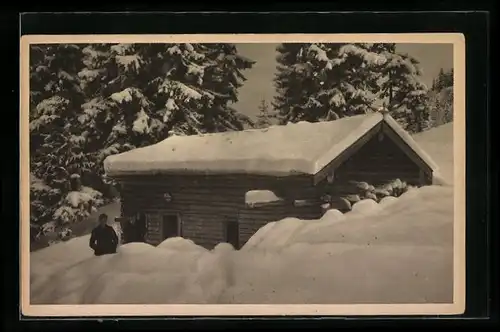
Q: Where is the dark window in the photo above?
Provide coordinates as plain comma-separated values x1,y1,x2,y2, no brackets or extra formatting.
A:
225,220,240,249
162,214,180,240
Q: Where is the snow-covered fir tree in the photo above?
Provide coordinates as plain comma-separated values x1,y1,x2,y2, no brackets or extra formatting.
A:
273,43,431,133
273,43,385,124
29,44,89,187
29,44,99,236
377,44,431,133
273,43,314,124
255,98,274,129
29,43,255,242
432,68,454,92
429,68,454,126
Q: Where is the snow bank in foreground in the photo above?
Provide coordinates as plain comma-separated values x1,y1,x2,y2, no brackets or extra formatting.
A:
31,185,453,305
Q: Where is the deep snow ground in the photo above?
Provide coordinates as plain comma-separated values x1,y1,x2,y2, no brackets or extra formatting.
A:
29,122,455,305
30,185,454,305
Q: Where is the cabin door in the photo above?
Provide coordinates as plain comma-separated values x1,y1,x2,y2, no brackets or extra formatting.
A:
225,219,240,249
162,214,180,240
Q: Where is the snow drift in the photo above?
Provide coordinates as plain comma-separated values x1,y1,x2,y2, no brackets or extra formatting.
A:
30,184,453,305
414,122,454,185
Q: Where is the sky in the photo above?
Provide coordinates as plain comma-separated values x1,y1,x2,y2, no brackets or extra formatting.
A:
232,43,453,120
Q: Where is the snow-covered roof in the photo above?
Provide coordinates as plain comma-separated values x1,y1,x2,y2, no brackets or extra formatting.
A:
104,112,438,177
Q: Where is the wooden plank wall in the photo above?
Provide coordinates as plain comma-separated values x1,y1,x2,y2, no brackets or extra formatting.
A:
118,173,319,249
332,132,423,189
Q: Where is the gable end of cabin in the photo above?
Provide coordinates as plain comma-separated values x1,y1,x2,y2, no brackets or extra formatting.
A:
312,120,434,212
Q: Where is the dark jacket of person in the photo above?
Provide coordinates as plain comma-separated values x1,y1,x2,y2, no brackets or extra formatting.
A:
89,224,118,256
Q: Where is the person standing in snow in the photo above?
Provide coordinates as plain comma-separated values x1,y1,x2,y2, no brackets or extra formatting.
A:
89,213,119,256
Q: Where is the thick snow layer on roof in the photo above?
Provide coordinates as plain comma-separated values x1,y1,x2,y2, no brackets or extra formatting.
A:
104,113,383,177
245,190,283,207
104,112,439,178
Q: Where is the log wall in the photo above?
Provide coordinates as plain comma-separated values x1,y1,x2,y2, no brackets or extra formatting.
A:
334,131,423,187
117,173,319,249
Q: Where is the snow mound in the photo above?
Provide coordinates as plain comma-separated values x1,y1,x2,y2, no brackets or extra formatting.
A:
379,196,398,207
214,242,236,254
157,237,207,254
32,236,223,304
30,235,95,293
249,217,307,251
31,185,454,305
118,242,155,255
320,209,345,222
351,199,381,215
239,221,277,252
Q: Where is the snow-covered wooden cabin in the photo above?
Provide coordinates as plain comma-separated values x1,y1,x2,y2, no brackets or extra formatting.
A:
103,111,438,249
